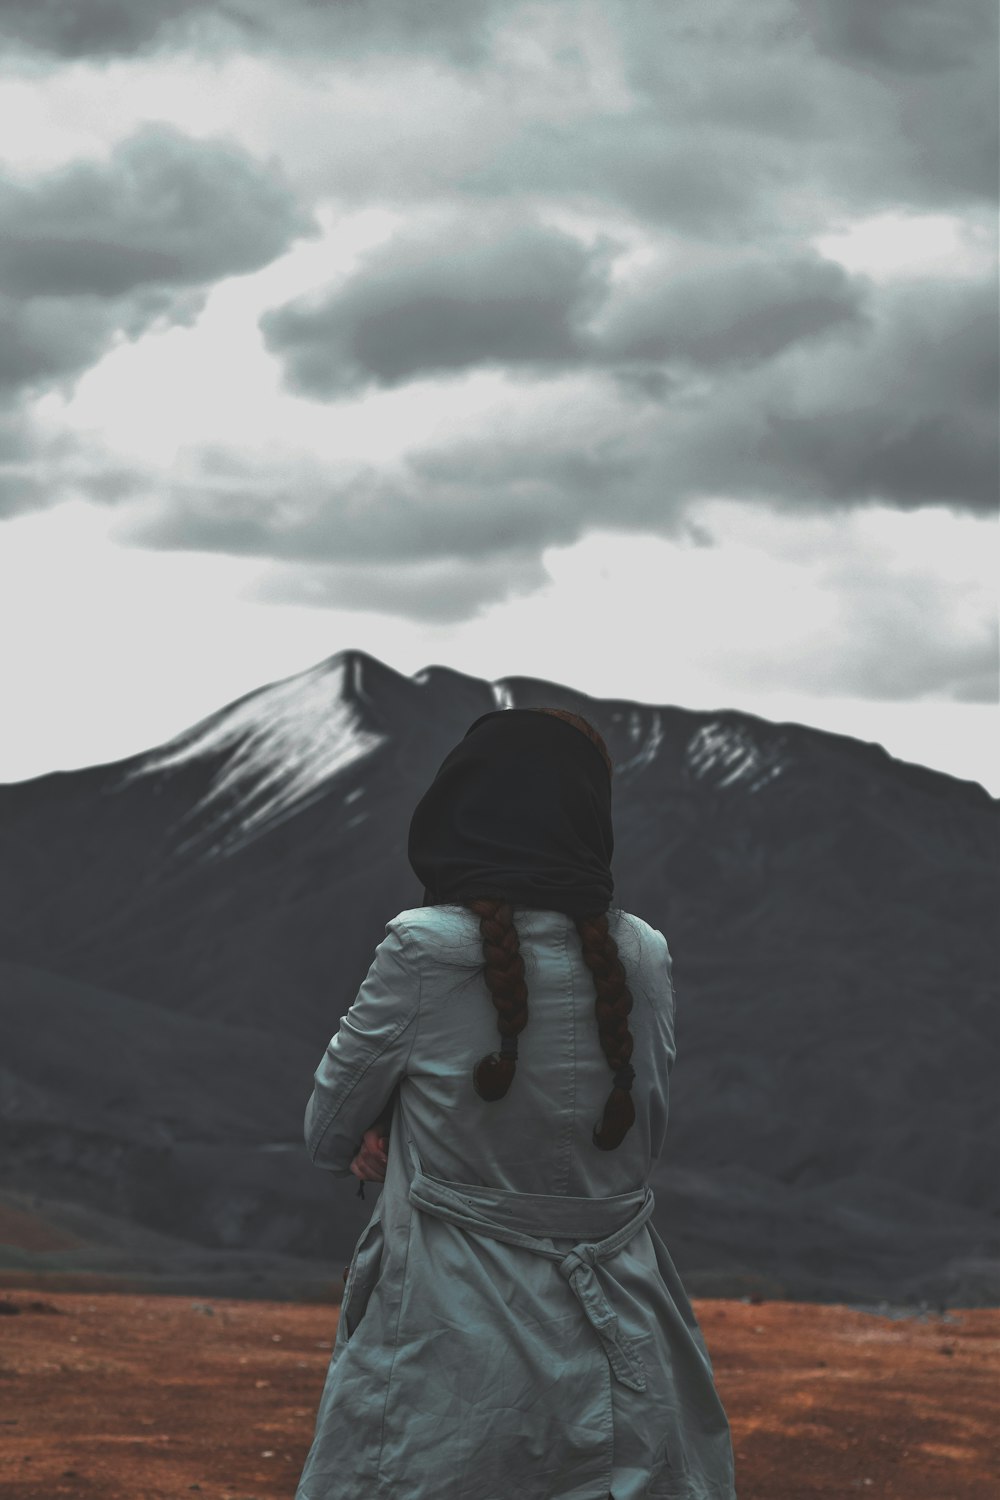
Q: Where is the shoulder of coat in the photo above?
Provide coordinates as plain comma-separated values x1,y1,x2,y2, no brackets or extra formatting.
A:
610,908,671,959
388,904,479,944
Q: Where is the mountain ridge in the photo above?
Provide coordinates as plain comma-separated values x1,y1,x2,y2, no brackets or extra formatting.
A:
3,645,992,805
1,647,997,1304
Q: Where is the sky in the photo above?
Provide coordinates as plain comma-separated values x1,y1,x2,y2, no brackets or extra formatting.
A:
0,0,997,793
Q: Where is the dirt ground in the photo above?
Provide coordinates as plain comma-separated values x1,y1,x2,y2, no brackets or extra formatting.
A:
0,1287,997,1499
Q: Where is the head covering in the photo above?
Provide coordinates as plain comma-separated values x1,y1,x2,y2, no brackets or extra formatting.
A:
407,708,614,917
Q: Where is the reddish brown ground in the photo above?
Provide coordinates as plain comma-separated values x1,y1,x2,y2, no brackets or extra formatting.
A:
0,1287,996,1499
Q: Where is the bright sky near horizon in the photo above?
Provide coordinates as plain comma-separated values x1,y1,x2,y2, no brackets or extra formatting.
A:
0,1,997,793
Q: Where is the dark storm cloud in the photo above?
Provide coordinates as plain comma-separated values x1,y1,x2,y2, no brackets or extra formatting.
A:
232,0,504,66
259,219,616,397
457,113,784,238
537,275,995,520
261,219,868,394
0,0,199,57
595,253,866,367
457,1,998,224
115,264,996,585
422,275,1000,518
724,278,1000,514
0,284,208,407
8,0,987,82
3,1,993,255
0,295,127,392
0,128,314,380
0,0,990,716
114,413,998,692
0,127,315,517
801,0,993,75
797,0,999,204
0,0,503,61
441,275,995,520
0,125,315,298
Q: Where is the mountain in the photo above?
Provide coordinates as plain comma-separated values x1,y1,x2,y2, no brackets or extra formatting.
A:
1,649,998,1305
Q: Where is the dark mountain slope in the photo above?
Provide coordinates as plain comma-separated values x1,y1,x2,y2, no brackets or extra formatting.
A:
1,648,997,1302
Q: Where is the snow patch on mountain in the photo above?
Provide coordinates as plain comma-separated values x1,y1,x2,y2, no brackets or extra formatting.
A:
123,660,384,854
685,721,787,792
616,710,663,775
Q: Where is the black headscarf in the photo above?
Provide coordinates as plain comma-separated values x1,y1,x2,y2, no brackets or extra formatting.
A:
407,708,614,917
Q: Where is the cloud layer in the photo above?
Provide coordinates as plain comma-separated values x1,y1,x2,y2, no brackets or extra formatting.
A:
0,125,311,298
0,0,504,61
0,0,200,57
260,217,868,395
0,0,996,705
0,125,314,513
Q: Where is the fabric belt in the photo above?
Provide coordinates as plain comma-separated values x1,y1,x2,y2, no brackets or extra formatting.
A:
405,1139,655,1392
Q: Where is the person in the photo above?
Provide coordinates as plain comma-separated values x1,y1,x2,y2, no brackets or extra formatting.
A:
294,706,738,1500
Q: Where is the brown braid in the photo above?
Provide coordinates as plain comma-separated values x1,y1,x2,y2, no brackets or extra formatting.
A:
574,912,637,1149
468,898,529,1100
467,710,637,1148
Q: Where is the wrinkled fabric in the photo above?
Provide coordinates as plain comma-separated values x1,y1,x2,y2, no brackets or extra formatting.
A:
296,905,737,1500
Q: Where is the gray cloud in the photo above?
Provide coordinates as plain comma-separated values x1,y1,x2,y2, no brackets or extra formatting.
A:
5,1,993,228
110,267,997,591
721,612,999,704
0,125,314,299
0,282,208,398
425,277,1000,519
261,218,868,395
464,114,788,238
110,443,609,564
0,408,49,517
713,553,999,703
0,0,991,721
0,0,200,57
0,0,503,61
114,427,997,696
0,294,127,392
832,596,999,704
9,0,988,84
0,127,315,515
801,0,994,75
251,550,551,622
594,252,866,367
797,0,999,204
94,265,996,704
233,0,504,66
733,279,999,513
455,0,998,224
260,218,617,397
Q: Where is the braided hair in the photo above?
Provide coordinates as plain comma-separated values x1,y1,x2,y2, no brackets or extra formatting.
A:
468,711,636,1151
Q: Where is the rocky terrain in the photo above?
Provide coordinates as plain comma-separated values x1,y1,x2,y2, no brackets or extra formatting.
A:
1,1288,997,1499
1,648,998,1303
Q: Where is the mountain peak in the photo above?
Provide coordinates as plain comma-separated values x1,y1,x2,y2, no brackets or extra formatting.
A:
122,655,386,855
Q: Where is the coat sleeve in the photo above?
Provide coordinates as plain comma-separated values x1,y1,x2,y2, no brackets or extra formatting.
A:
304,917,420,1175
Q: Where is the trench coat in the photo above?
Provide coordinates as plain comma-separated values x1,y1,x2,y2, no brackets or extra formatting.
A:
295,905,737,1500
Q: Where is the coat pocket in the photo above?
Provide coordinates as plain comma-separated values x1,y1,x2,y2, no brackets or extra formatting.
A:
341,1203,386,1341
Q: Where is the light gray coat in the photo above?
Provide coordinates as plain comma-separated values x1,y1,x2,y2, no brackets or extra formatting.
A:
295,905,737,1500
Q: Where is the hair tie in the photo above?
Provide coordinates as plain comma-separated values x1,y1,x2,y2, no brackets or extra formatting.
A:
613,1062,635,1090
499,1034,519,1060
